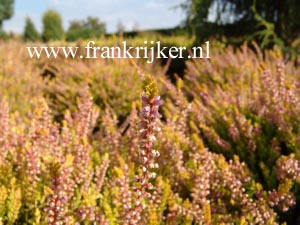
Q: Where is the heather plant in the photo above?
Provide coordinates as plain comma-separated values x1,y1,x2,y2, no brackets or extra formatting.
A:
0,41,45,115
1,39,300,224
184,44,300,223
41,57,149,122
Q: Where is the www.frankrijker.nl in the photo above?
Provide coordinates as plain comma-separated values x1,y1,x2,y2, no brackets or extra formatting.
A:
26,41,210,64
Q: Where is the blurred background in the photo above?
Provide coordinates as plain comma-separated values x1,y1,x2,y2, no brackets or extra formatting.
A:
1,0,299,57
1,0,298,78
3,0,184,35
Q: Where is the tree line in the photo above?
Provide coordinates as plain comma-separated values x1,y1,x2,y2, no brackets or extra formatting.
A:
0,0,300,51
23,10,106,42
0,1,106,42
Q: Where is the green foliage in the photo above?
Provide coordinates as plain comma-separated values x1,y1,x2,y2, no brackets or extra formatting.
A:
66,17,106,41
41,9,64,42
23,16,39,42
0,0,14,28
183,0,300,50
0,28,8,40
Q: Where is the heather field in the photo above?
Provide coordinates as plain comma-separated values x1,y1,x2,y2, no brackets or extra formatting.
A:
1,39,300,225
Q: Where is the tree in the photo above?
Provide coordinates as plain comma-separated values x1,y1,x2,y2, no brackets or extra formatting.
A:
85,17,106,37
66,17,106,41
42,9,64,42
23,16,39,42
183,0,300,46
0,0,14,29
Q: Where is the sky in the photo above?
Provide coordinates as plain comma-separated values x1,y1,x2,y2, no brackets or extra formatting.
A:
4,0,185,34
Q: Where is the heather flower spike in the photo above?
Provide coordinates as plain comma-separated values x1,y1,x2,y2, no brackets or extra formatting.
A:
139,75,163,182
128,75,163,224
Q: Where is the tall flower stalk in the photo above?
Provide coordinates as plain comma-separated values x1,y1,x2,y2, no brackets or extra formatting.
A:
139,75,163,189
128,75,163,224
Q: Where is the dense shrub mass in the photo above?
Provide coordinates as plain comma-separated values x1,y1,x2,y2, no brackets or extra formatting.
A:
0,41,300,224
23,17,39,42
42,10,64,42
66,17,106,41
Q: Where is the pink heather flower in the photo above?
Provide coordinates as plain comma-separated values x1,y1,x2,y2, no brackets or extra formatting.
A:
276,154,300,181
129,76,163,224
